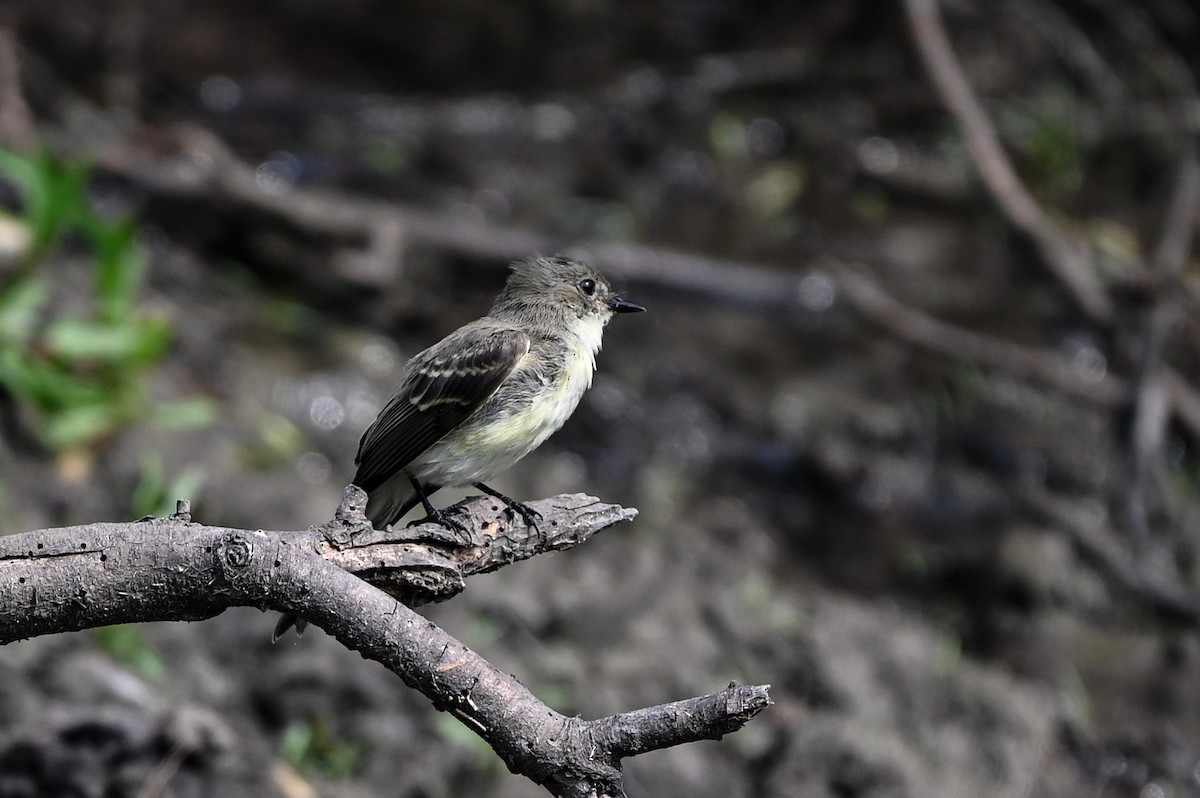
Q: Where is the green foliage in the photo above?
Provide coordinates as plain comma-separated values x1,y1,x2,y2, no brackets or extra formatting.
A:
130,452,207,519
93,624,167,681
280,718,363,779
0,148,216,452
0,149,92,258
998,90,1083,203
238,413,305,471
435,713,507,777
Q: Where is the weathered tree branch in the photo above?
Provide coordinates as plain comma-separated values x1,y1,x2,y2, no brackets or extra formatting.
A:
0,487,771,798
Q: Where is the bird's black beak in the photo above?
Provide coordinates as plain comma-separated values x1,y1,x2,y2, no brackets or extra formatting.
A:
607,296,645,313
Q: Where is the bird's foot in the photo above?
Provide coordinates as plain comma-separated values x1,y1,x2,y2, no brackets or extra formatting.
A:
408,507,471,542
472,483,541,530
502,498,542,530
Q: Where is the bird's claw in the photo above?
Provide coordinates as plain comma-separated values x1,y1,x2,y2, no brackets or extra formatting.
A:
470,483,542,531
408,507,472,543
500,498,542,530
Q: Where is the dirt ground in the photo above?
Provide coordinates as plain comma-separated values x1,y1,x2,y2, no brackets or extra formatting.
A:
2,1,1200,796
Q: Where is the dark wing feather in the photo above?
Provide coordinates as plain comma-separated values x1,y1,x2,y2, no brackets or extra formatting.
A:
352,325,529,492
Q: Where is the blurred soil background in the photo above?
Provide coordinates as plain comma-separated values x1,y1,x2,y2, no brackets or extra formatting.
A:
1,1,1200,796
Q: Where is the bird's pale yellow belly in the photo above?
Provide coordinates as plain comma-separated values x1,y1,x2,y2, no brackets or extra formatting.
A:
414,326,601,487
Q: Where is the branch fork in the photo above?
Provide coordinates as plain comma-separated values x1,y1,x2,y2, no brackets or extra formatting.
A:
0,487,769,797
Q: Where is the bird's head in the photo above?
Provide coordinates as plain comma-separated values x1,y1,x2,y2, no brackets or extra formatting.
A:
495,255,645,325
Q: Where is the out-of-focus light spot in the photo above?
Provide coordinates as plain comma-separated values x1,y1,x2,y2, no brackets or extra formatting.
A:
346,387,380,428
587,380,632,422
746,164,805,217
359,341,397,378
1060,334,1107,383
0,214,32,263
696,56,738,91
595,204,636,240
797,272,836,312
297,451,332,484
272,376,304,414
620,66,666,106
449,97,513,136
199,75,241,112
309,395,345,430
531,103,576,141
655,394,716,467
662,147,716,187
858,136,900,174
770,385,810,442
747,117,785,158
709,113,748,159
255,151,301,196
535,451,587,496
450,202,487,226
473,188,511,221
986,374,1047,421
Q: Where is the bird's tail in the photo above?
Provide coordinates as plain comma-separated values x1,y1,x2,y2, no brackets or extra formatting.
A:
272,476,430,642
272,613,306,642
361,471,429,530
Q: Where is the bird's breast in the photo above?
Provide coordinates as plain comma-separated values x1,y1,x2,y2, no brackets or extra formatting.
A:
415,328,601,487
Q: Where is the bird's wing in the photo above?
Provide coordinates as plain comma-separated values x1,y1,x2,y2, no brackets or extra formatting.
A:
352,325,531,492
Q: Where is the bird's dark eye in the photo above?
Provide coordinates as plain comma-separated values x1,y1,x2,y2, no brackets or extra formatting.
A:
578,278,596,296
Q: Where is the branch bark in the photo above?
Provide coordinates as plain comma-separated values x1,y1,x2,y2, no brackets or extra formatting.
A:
0,488,771,798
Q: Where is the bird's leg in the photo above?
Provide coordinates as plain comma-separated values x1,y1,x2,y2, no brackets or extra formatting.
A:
405,476,470,537
473,482,542,530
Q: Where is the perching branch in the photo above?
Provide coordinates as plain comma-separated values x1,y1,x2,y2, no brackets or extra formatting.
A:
0,487,771,798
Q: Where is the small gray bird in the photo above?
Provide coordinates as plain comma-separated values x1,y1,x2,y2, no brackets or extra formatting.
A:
274,254,642,640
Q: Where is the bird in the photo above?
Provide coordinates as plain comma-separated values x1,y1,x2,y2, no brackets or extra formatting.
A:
273,254,643,640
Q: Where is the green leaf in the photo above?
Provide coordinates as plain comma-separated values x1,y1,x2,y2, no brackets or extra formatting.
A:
41,155,91,238
279,722,316,767
94,624,167,681
0,148,39,191
42,402,122,449
0,349,104,411
87,218,144,322
130,451,165,518
280,719,363,779
45,316,170,364
0,277,48,344
165,465,206,512
0,148,91,252
149,397,218,430
0,149,213,456
130,450,208,519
